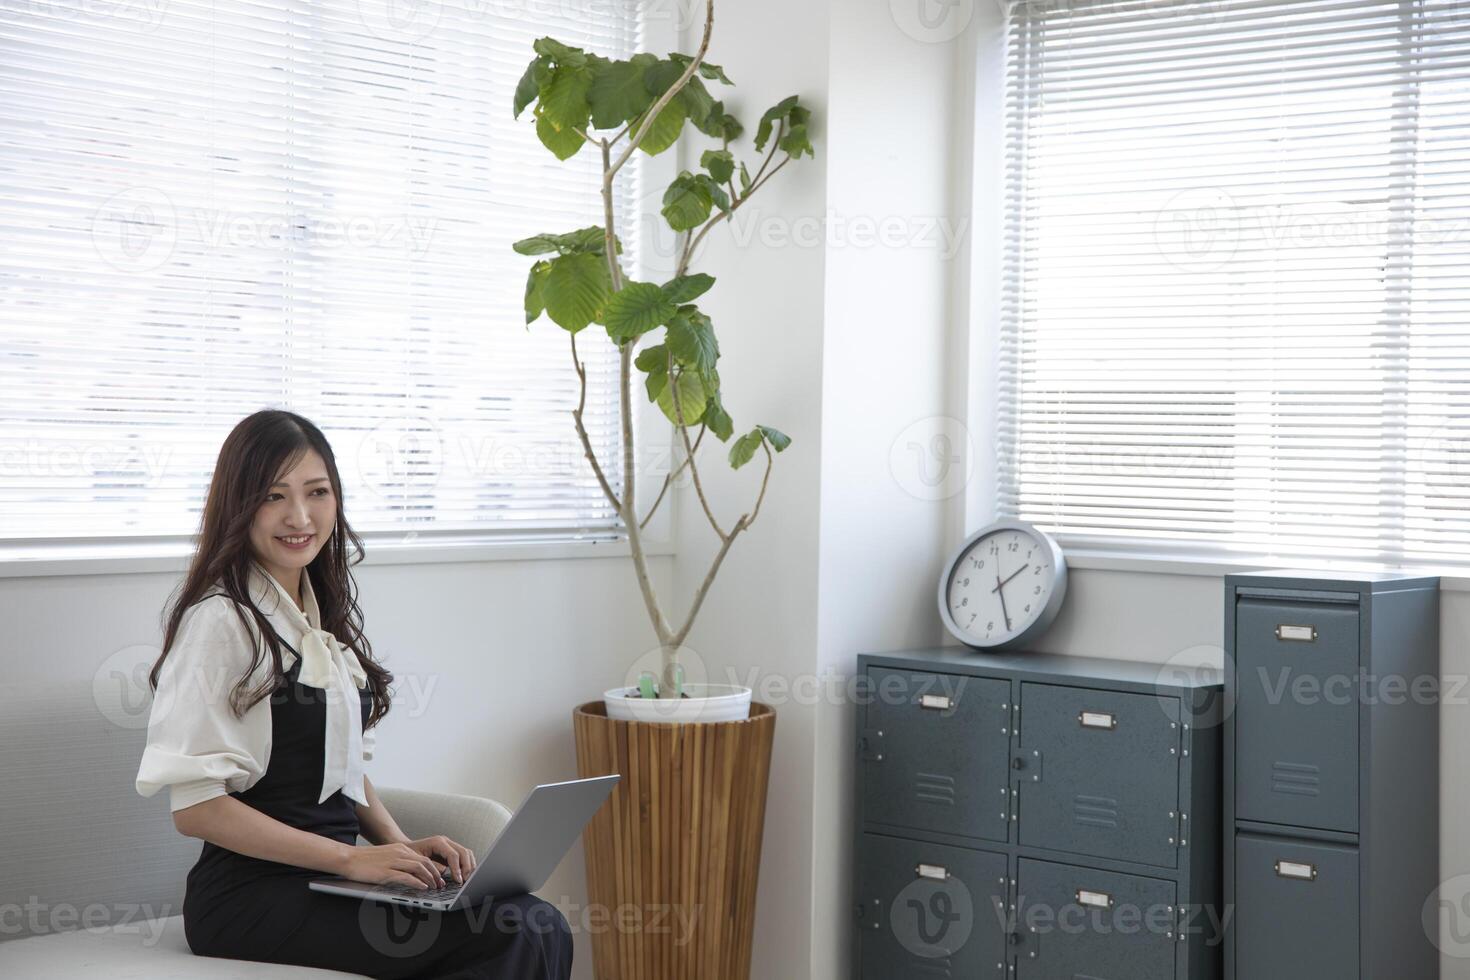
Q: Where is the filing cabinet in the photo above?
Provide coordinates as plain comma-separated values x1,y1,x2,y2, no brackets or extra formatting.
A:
1223,571,1439,980
853,648,1224,980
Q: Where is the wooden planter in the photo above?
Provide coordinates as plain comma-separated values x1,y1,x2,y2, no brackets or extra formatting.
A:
572,700,777,980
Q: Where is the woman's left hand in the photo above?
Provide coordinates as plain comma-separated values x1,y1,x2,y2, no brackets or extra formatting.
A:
404,835,477,885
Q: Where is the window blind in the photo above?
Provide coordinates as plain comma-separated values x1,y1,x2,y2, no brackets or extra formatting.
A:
1000,0,1470,566
0,0,646,543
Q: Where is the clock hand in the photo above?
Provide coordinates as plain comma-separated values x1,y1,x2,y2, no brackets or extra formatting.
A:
995,575,1012,632
992,563,1030,592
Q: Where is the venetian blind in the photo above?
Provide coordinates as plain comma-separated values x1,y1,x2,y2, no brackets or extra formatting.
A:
1,0,646,543
1000,0,1470,565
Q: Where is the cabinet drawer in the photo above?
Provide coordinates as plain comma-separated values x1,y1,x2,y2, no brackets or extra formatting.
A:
1014,857,1177,980
1235,598,1359,832
862,668,1011,841
1016,683,1182,868
1234,832,1359,980
856,833,1007,980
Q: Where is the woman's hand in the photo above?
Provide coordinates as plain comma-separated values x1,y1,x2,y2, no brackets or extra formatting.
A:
404,835,477,885
337,841,451,891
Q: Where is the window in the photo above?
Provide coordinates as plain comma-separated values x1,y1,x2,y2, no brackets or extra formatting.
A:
1000,0,1470,566
1,0,649,544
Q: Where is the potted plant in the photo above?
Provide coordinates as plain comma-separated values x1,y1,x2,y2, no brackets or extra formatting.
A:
511,1,813,976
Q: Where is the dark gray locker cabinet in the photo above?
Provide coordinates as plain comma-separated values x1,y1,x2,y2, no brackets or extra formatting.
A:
854,649,1223,980
1223,571,1439,980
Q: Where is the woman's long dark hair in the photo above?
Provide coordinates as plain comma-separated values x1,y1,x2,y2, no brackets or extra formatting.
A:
149,410,393,730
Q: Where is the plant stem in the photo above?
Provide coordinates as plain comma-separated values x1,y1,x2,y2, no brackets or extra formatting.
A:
639,424,706,530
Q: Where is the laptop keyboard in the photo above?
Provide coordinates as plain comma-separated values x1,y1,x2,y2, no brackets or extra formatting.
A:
377,878,463,900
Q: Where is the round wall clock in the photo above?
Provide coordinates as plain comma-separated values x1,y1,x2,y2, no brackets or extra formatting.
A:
937,519,1067,650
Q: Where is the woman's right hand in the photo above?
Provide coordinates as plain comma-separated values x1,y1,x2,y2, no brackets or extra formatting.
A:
337,842,447,890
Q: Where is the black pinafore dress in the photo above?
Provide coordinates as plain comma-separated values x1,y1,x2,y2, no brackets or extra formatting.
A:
182,651,572,980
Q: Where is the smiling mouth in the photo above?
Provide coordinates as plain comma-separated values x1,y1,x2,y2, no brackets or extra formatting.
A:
276,534,314,545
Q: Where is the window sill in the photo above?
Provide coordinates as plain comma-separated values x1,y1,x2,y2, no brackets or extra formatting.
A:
1063,549,1470,594
0,532,674,579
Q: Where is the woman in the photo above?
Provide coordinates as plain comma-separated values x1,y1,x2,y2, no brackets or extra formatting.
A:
135,410,572,979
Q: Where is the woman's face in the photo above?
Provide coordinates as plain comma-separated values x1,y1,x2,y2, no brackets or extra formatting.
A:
249,449,337,589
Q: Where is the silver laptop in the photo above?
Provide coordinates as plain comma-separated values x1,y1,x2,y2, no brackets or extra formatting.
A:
308,774,619,911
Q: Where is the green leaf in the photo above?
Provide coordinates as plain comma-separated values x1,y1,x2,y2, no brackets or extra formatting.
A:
755,95,800,151
533,37,588,67
729,429,764,469
588,55,655,130
634,343,667,373
702,175,730,213
535,105,585,160
602,281,676,342
524,260,552,324
701,389,734,441
778,105,814,159
661,273,715,304
543,253,612,332
632,98,687,156
669,52,734,85
680,76,716,126
739,162,752,194
514,57,551,118
657,370,707,425
700,148,734,185
757,425,792,452
661,171,713,231
540,64,593,134
667,310,719,376
644,362,668,402
643,58,686,97
512,226,619,257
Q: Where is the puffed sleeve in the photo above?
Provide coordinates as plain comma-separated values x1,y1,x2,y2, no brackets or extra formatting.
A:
135,595,274,812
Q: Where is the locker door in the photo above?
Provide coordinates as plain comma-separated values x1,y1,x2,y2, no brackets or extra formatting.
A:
856,833,1008,980
1234,598,1360,832
1016,683,1182,868
1234,833,1360,980
1013,857,1178,980
862,668,1012,841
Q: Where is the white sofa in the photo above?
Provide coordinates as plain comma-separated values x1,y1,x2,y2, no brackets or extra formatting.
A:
0,743,511,980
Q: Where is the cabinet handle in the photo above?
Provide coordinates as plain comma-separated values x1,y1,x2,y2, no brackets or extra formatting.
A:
1076,888,1113,908
915,863,949,881
1274,860,1317,881
920,694,953,711
1079,710,1117,730
1275,624,1317,642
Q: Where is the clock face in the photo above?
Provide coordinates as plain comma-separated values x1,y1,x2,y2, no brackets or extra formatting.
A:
941,524,1063,648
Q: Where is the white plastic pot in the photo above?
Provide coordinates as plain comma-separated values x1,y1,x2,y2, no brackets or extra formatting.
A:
602,683,753,724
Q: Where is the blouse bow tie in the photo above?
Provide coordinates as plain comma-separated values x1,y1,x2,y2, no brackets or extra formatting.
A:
295,625,370,807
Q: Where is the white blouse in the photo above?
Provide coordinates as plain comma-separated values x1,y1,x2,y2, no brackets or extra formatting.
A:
135,561,375,813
